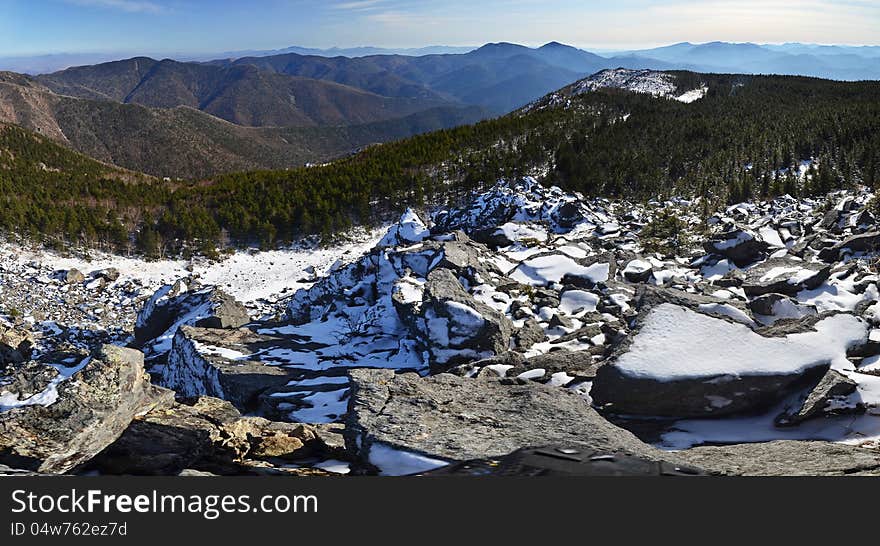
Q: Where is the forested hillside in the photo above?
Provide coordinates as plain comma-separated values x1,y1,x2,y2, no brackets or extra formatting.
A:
3,71,880,256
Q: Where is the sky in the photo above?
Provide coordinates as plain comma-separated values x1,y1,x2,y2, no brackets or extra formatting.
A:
1,0,879,57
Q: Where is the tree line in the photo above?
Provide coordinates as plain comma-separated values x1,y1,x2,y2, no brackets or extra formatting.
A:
2,71,880,257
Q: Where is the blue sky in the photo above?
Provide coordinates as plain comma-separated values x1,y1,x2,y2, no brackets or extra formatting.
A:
1,0,879,56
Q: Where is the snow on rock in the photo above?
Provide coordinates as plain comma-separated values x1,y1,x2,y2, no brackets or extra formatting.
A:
623,259,653,282
377,208,430,248
529,69,709,111
433,177,599,234
8,175,880,469
511,254,609,286
612,304,865,380
367,442,450,476
0,357,89,412
559,290,600,315
591,303,869,417
134,286,250,361
573,69,678,97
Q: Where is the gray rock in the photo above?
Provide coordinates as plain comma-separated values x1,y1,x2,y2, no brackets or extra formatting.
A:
1,361,59,398
88,396,326,475
775,369,860,426
819,231,880,262
748,293,789,316
741,258,830,297
817,208,842,230
134,286,250,351
553,201,589,229
0,345,168,474
345,369,680,471
592,363,825,418
0,325,34,364
703,229,769,267
194,292,251,330
394,268,513,370
65,268,85,284
514,318,546,350
678,441,880,476
548,313,573,329
470,226,515,248
623,266,653,283
94,268,120,282
160,326,292,411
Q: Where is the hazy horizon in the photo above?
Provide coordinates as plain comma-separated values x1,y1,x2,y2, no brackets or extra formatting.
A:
1,0,879,57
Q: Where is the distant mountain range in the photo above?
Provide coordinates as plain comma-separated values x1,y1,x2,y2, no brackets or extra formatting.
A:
209,45,478,60
613,42,880,81
0,71,484,178
3,41,878,81
35,57,451,127
0,45,477,75
2,40,879,179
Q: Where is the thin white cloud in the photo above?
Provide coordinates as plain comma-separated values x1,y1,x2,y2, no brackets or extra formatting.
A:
334,0,384,10
64,0,167,14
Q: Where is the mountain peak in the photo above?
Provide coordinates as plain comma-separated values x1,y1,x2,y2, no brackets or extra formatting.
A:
475,42,529,53
539,41,572,50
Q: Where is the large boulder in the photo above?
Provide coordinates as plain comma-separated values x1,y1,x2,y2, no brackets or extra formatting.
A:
678,441,880,476
64,268,85,284
393,268,513,369
703,229,769,267
590,303,868,417
135,284,250,357
0,325,34,364
741,258,831,298
160,326,293,411
345,369,680,475
0,345,169,474
818,231,880,262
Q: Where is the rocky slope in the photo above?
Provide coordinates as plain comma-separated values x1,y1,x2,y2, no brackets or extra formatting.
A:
3,178,880,475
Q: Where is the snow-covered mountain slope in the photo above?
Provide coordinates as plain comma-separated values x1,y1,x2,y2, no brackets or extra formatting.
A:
526,68,708,111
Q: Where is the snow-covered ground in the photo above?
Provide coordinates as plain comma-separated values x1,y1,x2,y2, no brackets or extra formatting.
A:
2,227,385,308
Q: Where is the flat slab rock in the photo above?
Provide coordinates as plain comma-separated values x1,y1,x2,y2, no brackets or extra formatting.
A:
740,258,830,297
678,441,880,476
345,369,681,473
591,303,867,417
